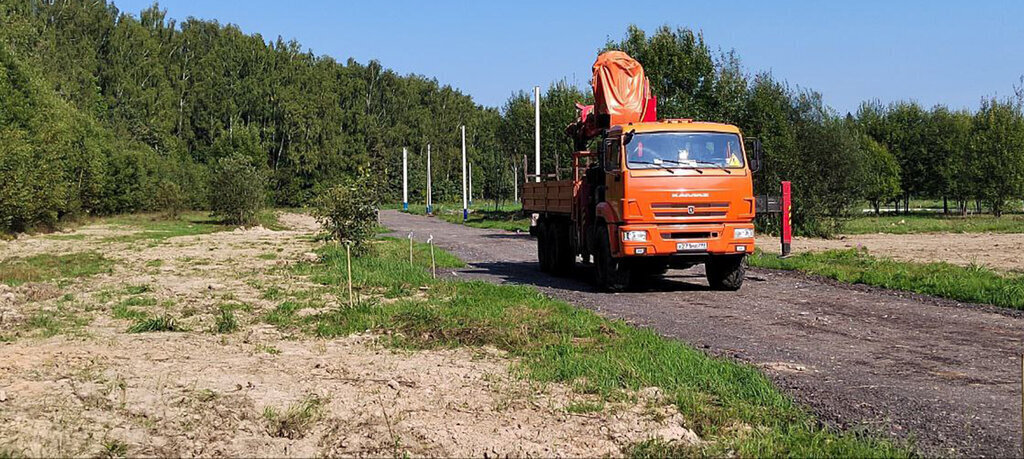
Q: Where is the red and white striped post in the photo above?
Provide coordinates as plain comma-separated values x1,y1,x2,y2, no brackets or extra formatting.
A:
781,181,792,257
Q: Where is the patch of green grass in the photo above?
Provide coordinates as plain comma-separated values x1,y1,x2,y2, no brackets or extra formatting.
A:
0,252,113,286
25,305,89,337
566,400,605,414
124,284,152,295
403,202,530,232
748,248,1024,310
278,238,906,456
843,213,1024,235
101,212,228,243
112,296,157,321
99,439,128,459
215,306,239,333
263,395,325,439
257,252,278,260
126,315,181,333
145,259,164,268
44,233,86,241
255,210,290,231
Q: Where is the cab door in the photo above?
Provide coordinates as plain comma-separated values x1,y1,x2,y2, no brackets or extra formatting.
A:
603,136,624,219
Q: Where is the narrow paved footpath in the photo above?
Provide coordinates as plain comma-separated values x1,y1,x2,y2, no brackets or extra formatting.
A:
381,210,1024,457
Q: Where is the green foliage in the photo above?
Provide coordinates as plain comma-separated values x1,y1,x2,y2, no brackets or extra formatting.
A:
749,249,1024,310
311,177,380,254
858,135,901,214
154,181,186,219
208,153,267,226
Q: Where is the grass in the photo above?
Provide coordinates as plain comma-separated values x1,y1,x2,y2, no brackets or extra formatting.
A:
25,305,89,337
263,395,326,439
100,212,230,243
126,315,181,333
0,252,113,286
215,306,239,333
748,248,1024,310
402,201,530,232
843,213,1024,234
273,237,906,456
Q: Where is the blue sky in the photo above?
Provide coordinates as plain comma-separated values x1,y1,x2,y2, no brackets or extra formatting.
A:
115,0,1023,115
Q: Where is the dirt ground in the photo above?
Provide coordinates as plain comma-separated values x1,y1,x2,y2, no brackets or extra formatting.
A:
756,232,1024,272
383,210,1024,457
0,213,697,457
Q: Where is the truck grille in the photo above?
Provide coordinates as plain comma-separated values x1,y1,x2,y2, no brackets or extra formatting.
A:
651,202,730,219
661,231,717,240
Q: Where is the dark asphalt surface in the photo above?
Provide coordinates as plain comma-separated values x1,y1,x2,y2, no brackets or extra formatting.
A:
381,210,1024,457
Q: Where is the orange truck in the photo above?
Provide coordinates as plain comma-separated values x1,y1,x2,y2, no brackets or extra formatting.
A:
523,51,762,290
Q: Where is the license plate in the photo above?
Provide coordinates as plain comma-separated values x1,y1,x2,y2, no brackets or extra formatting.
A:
677,242,707,251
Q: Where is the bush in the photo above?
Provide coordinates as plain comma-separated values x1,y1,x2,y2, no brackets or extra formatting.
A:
208,153,267,226
311,177,380,255
154,180,186,219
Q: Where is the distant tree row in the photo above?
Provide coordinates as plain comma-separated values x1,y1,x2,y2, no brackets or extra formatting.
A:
2,2,1022,235
0,0,497,232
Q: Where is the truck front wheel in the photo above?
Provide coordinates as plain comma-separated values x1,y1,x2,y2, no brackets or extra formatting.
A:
593,224,630,291
705,254,746,291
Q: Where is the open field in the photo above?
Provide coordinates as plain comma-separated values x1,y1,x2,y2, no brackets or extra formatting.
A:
756,231,1024,274
0,211,905,457
382,210,1024,457
842,213,1024,234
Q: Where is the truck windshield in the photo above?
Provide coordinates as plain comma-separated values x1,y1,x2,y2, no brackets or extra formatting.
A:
625,132,744,170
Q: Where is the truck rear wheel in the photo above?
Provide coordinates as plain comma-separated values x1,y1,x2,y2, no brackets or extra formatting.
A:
706,254,746,291
537,221,554,273
593,224,630,291
551,222,575,275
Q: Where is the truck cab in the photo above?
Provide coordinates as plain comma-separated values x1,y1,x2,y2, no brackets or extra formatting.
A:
588,119,758,289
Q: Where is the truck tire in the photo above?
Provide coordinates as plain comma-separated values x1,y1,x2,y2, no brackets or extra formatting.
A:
593,224,630,291
551,221,575,275
706,254,746,291
537,221,554,273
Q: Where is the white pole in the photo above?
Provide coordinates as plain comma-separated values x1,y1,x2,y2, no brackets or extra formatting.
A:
426,143,432,214
402,147,408,211
534,85,541,183
461,125,467,221
513,163,518,202
468,162,473,206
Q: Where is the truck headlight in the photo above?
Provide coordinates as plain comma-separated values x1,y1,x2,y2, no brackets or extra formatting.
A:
622,230,648,242
734,228,755,239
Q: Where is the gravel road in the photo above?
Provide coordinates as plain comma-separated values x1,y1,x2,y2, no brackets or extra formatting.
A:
381,210,1023,457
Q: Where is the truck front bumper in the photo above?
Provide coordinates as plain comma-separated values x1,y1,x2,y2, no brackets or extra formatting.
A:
615,223,755,257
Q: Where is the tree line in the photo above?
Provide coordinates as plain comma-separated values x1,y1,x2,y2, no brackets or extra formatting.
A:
0,0,498,232
2,2,1022,236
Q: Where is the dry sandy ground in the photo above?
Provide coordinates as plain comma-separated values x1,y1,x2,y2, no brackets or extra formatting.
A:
756,232,1024,272
0,213,698,457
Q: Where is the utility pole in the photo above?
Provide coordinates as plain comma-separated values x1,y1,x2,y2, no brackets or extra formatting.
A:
513,162,518,203
426,143,432,215
534,85,541,183
461,125,468,221
402,147,408,211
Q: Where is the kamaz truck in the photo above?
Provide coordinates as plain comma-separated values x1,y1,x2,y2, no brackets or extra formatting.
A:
522,51,761,291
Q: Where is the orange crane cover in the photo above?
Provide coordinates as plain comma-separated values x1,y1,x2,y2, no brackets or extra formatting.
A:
592,51,652,126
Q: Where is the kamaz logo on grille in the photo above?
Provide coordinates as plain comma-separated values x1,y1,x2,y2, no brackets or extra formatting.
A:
687,206,696,215
671,192,709,198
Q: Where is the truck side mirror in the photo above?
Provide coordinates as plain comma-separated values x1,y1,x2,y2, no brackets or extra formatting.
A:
747,138,763,173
